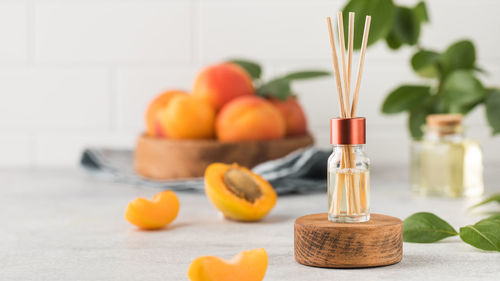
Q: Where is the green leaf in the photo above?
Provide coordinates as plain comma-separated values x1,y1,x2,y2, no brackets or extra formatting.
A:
440,40,476,75
442,70,485,106
449,99,483,115
385,30,403,50
470,194,500,209
257,78,291,100
390,7,420,46
282,71,330,80
408,104,434,139
413,1,429,23
485,89,500,135
411,50,440,78
403,212,459,243
460,215,500,252
382,85,431,114
342,0,395,50
228,59,262,80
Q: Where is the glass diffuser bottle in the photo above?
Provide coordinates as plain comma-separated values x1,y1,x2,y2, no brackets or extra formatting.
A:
328,117,370,223
410,114,483,197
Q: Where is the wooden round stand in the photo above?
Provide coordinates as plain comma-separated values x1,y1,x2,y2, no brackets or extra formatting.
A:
294,213,403,268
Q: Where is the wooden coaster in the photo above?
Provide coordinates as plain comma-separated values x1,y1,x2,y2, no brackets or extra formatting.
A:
294,213,402,268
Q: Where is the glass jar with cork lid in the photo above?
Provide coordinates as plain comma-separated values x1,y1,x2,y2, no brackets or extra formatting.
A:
410,114,483,197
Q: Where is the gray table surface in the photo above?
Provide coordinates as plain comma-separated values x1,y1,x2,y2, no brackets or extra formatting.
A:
1,166,499,281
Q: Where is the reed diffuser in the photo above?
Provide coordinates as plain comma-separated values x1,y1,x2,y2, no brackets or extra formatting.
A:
326,12,371,223
294,12,402,268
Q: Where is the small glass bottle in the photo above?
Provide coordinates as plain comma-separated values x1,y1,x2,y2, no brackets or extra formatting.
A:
328,117,370,223
410,114,483,197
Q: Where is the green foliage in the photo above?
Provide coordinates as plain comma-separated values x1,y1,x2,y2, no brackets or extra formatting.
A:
413,1,429,23
442,71,485,111
440,40,476,75
411,50,440,78
403,212,458,243
258,71,330,100
228,59,330,101
342,0,499,139
282,71,330,80
404,212,500,252
389,7,420,47
460,216,500,252
409,104,434,139
342,0,395,50
257,78,291,101
469,193,500,209
382,85,431,114
485,90,500,134
228,59,262,80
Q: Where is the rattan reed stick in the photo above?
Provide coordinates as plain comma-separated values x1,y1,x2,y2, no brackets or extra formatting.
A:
326,17,347,118
350,16,371,118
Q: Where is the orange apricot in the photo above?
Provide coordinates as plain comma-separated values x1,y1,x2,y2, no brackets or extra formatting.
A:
204,163,277,222
269,97,308,136
193,63,255,111
125,190,180,230
156,95,216,139
145,90,188,137
188,248,268,281
216,96,285,141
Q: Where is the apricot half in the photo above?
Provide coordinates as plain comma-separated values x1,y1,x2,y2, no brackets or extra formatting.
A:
205,163,277,221
125,190,180,230
188,248,268,281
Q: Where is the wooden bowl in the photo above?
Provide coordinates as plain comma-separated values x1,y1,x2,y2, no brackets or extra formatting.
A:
134,134,314,180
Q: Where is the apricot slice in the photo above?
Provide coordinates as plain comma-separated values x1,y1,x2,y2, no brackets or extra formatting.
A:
188,248,268,281
205,163,277,221
125,190,180,230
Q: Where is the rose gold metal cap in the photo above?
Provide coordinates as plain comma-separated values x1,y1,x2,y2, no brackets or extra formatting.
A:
330,117,366,145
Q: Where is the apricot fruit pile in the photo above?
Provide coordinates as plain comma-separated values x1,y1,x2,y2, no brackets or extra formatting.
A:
144,60,327,142
188,248,268,281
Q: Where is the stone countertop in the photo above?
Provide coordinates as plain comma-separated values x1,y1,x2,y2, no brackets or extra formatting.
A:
1,166,499,281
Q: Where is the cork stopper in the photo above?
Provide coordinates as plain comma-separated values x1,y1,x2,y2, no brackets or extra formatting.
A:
425,114,463,135
426,114,462,128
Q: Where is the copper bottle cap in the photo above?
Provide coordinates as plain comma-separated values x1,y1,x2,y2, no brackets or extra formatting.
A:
330,117,366,145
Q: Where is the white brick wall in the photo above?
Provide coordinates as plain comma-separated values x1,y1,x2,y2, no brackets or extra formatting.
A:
0,0,498,166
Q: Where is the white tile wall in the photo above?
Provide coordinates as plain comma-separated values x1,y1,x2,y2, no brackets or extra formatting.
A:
0,0,498,166
34,0,192,63
0,1,28,63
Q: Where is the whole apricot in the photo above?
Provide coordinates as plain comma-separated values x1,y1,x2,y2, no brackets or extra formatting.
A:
156,95,216,139
145,90,188,137
216,96,285,141
188,248,268,281
193,63,255,111
269,97,308,136
125,190,180,230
